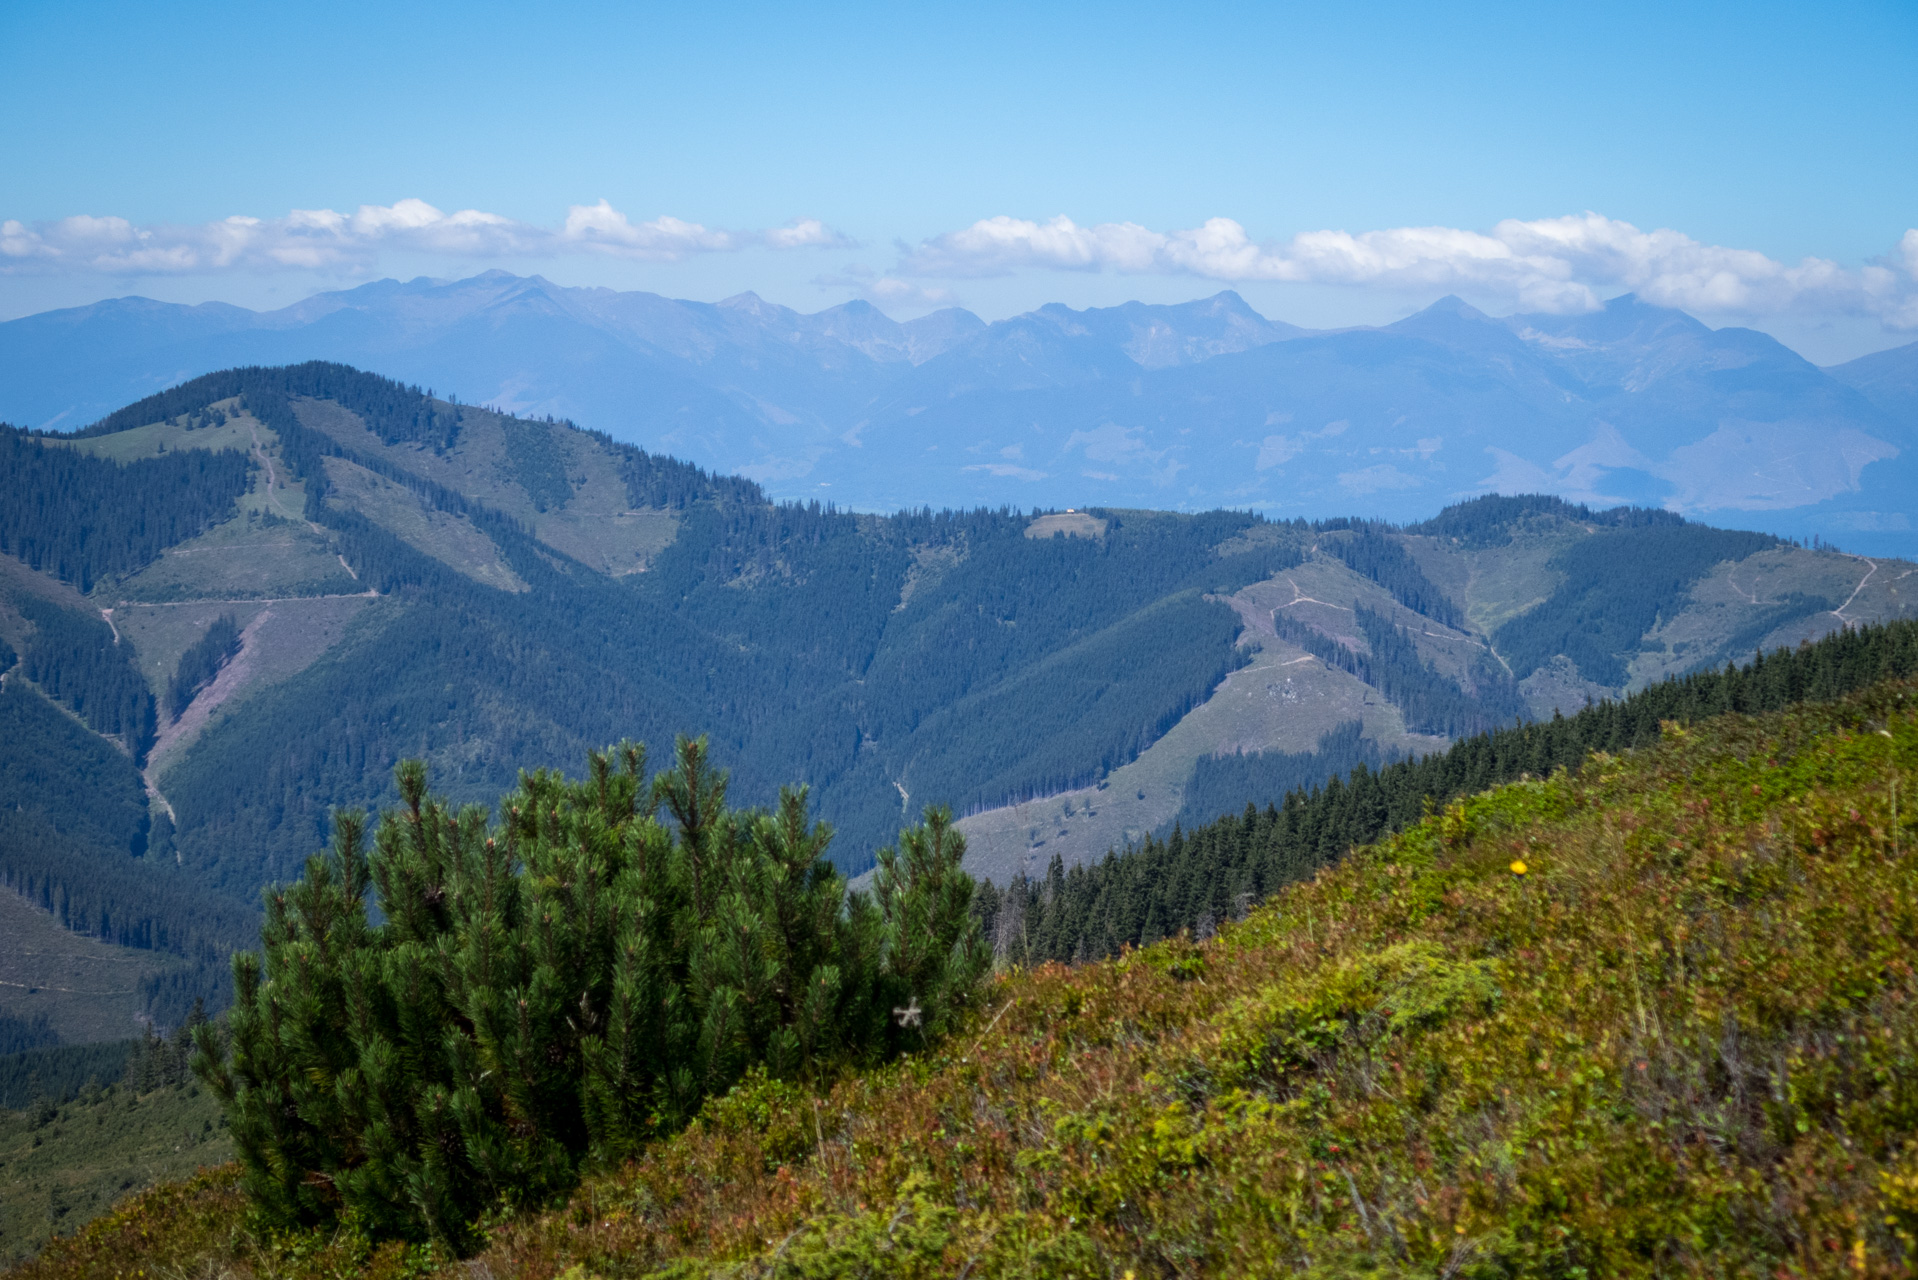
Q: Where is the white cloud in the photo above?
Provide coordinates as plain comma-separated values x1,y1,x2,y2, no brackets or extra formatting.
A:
765,218,852,250
1255,435,1302,470
812,263,957,310
1255,419,1351,471
862,276,957,309
0,199,849,276
961,463,1048,480
900,212,1918,327
1064,422,1162,465
558,202,742,257
1338,464,1424,494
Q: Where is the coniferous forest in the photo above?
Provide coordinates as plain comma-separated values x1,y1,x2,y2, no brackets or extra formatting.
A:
1318,520,1465,628
0,429,252,593
12,592,156,761
15,612,1918,1280
168,369,1303,884
977,617,1918,965
1269,604,1527,738
1493,521,1786,685
165,614,239,721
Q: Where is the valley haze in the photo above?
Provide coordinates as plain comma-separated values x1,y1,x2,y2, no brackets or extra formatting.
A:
4,272,1915,556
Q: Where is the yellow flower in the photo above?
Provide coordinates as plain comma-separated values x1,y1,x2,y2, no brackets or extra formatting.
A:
1509,859,1528,876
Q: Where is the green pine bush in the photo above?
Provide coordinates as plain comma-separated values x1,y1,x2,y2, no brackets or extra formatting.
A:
192,736,988,1251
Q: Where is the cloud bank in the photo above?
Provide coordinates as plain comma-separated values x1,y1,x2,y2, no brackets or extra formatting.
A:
901,213,1918,326
7,198,1914,330
811,263,959,310
0,199,850,275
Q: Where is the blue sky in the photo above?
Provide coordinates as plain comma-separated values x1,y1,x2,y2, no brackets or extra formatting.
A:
2,0,1914,361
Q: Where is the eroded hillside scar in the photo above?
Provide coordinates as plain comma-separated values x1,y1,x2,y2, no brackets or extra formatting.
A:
148,609,272,766
1277,575,1352,611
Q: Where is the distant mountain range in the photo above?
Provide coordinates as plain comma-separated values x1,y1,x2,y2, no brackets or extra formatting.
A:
3,272,1915,553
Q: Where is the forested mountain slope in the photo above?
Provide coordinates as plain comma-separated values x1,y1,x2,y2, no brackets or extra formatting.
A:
952,500,1914,878
979,617,1918,964
0,362,1912,1049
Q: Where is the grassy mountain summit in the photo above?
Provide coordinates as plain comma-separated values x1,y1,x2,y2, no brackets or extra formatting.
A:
16,662,1918,1278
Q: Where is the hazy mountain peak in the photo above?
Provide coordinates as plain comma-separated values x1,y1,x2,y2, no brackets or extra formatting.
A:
1827,338,1918,429
798,299,922,363
0,272,1907,554
717,291,776,314
1414,294,1488,319
1515,292,1711,347
48,294,256,325
1000,291,1304,370
896,308,988,363
1390,295,1517,336
1195,288,1254,312
1031,301,1092,333
1382,294,1514,347
821,298,884,317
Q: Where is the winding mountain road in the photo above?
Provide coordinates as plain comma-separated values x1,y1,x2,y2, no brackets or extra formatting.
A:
1833,556,1879,629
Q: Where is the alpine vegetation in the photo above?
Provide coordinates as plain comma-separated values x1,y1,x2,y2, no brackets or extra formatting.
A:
191,736,988,1251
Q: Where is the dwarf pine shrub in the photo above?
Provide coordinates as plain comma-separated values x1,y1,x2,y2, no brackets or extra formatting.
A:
191,736,988,1250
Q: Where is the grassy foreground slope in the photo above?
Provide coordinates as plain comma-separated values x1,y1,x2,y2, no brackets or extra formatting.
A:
19,678,1918,1277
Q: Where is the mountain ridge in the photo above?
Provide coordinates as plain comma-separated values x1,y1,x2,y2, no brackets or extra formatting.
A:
1829,336,1918,427
2,363,1913,1054
5,277,1911,554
